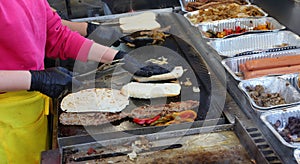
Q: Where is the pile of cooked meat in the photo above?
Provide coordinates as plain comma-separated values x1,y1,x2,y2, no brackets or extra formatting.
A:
188,3,264,24
246,85,286,107
185,0,249,12
273,117,300,143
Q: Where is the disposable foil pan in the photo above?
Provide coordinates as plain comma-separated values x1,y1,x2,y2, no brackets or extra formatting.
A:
279,73,300,92
294,148,300,164
208,30,300,57
238,76,300,110
179,0,251,12
221,48,300,81
260,106,300,148
183,5,267,26
198,17,285,39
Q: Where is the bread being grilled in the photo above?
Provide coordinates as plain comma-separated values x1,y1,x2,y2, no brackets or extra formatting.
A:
121,82,181,99
133,66,184,82
119,12,161,33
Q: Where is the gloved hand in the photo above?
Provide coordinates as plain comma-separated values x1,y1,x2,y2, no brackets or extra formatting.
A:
29,67,82,98
86,22,99,37
114,51,170,77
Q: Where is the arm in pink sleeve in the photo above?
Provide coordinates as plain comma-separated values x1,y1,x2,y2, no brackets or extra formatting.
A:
43,0,118,63
44,1,91,61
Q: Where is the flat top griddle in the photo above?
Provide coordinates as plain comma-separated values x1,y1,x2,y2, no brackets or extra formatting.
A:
57,30,213,138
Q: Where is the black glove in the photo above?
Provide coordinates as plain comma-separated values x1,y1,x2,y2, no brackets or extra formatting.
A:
114,51,170,77
29,67,82,98
86,22,99,37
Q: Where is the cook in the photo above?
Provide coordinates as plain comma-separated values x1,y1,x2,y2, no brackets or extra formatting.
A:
0,0,168,163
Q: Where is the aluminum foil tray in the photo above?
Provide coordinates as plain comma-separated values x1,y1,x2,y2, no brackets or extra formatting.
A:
260,106,300,148
238,76,300,110
294,148,300,164
198,17,285,39
183,5,268,26
279,73,300,92
221,48,300,81
208,30,300,57
179,0,251,12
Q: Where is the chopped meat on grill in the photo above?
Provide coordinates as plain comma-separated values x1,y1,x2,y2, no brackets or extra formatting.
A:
127,100,200,119
59,112,128,126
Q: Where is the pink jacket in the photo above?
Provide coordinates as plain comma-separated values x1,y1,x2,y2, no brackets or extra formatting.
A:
0,0,93,70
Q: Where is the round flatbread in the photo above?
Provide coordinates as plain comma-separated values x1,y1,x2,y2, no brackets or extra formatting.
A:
61,88,129,113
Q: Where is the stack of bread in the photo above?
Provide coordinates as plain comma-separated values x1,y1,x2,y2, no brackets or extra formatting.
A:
119,12,161,33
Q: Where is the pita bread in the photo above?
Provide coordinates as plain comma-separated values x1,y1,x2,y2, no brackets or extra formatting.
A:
133,66,184,82
119,12,161,33
121,82,181,99
61,88,129,113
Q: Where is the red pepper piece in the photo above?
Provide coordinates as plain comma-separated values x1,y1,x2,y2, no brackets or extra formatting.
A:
235,26,241,33
145,115,161,124
133,115,161,125
87,147,97,155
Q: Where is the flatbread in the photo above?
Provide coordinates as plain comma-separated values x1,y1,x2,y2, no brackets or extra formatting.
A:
133,66,184,82
61,88,129,113
121,82,181,99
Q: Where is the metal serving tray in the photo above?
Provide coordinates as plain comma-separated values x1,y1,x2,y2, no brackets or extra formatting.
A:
208,30,300,57
179,0,251,12
260,105,300,148
221,48,300,81
238,76,300,111
294,148,300,164
183,5,268,26
198,17,285,39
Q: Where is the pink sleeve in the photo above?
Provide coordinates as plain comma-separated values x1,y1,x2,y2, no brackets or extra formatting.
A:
44,2,92,61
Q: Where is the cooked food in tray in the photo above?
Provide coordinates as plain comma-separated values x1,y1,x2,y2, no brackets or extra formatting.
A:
221,49,300,81
240,54,300,79
245,85,286,107
260,106,300,148
273,116,300,143
199,17,285,39
238,76,300,110
185,3,266,25
183,0,249,12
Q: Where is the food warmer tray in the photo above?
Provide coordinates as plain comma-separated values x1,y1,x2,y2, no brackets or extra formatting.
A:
208,30,300,57
179,0,251,12
183,4,268,27
238,76,300,112
261,105,300,148
60,119,280,164
221,48,300,81
198,17,285,39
